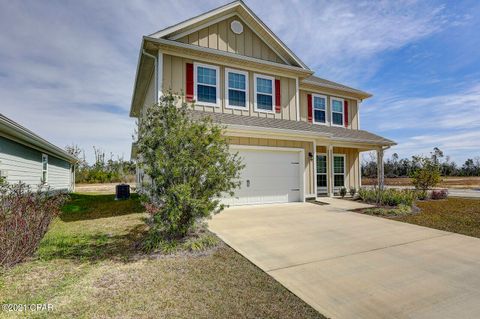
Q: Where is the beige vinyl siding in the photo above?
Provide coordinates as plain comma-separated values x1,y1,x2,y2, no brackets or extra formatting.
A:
162,54,298,120
227,137,315,195
0,136,72,191
177,16,286,65
300,90,359,129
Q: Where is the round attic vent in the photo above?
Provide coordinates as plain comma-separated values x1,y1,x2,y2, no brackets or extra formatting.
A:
230,20,244,34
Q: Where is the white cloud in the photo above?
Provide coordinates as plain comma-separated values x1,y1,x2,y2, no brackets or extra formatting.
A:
250,0,449,83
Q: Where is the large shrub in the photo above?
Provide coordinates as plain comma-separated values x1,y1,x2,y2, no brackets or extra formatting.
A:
137,93,244,239
410,157,442,191
0,182,67,267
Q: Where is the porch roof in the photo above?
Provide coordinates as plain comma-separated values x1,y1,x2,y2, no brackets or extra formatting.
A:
189,110,396,147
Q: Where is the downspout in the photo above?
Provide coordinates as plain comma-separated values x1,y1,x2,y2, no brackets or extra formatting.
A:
142,49,158,103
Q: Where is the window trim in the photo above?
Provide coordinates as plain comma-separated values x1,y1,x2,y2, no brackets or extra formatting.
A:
312,94,328,125
330,97,345,127
333,154,346,189
253,73,276,114
225,68,249,110
193,62,220,108
41,153,48,184
316,153,328,194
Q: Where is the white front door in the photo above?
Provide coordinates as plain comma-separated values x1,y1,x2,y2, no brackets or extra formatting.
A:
223,147,302,206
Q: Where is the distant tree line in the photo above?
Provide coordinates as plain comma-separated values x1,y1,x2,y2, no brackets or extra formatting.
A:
65,145,136,184
362,147,480,178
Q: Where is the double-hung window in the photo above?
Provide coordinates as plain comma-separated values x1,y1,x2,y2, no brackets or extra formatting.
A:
313,94,327,124
225,68,248,109
194,63,220,107
316,154,327,193
331,97,344,126
41,154,48,184
254,73,275,113
333,155,345,188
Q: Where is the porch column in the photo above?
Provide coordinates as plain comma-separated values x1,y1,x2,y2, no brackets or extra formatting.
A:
377,148,385,191
327,145,334,197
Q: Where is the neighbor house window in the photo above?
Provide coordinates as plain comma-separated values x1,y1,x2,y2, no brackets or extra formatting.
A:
42,154,48,184
331,97,344,126
316,154,327,193
225,68,248,109
254,73,275,113
194,63,220,107
333,155,345,188
313,94,327,124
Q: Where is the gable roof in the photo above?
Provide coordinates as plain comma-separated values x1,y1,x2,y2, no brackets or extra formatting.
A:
0,113,77,163
149,0,309,70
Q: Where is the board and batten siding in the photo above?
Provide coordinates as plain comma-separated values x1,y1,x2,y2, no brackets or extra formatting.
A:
300,90,359,130
161,54,298,120
0,136,73,191
227,136,315,196
177,16,286,65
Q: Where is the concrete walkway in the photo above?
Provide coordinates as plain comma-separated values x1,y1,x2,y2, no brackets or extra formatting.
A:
209,203,480,319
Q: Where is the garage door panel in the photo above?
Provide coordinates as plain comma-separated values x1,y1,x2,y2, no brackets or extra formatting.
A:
223,148,302,206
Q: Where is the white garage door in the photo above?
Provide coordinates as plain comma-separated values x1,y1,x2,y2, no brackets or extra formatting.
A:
223,147,303,206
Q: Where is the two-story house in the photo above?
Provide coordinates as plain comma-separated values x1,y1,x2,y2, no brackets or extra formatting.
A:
130,0,395,205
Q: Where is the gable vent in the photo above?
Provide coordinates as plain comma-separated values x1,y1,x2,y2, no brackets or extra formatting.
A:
230,20,243,34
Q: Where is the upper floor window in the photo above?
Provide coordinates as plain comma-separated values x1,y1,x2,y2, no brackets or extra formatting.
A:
313,94,327,124
331,97,344,126
194,63,220,107
41,154,48,184
225,68,248,109
254,73,275,113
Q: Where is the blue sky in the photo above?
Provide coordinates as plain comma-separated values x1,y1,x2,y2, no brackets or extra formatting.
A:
1,0,479,164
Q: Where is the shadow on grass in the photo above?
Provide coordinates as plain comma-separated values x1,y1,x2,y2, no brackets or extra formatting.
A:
38,224,148,262
60,193,144,222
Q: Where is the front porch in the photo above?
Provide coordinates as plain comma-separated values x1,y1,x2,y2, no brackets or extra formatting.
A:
312,142,388,198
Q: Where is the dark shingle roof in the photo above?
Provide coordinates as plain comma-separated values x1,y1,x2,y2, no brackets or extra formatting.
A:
189,111,395,146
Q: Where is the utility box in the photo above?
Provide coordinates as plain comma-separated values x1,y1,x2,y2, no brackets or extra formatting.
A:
115,184,130,200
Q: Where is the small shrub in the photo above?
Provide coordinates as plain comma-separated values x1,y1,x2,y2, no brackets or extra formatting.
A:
349,187,356,197
339,187,347,198
363,204,412,217
0,182,68,267
416,190,428,200
357,187,417,207
431,189,448,200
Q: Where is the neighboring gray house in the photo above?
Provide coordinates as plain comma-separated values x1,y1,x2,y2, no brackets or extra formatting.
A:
0,113,77,192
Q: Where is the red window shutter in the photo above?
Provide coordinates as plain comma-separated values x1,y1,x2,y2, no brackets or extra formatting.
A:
186,63,194,102
275,79,281,113
344,100,349,128
307,94,313,123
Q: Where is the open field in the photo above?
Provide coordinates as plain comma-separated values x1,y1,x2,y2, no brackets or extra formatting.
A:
363,176,480,189
0,193,324,319
75,183,135,194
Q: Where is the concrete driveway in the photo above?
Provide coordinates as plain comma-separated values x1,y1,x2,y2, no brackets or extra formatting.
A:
209,202,480,319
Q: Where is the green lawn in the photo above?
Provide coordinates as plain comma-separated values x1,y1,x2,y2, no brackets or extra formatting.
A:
397,197,480,238
0,193,324,319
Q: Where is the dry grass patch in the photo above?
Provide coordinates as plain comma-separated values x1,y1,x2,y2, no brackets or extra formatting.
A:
396,198,480,238
0,193,325,319
362,176,480,189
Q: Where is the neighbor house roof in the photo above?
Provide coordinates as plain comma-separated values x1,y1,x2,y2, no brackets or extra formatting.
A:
0,113,77,163
189,111,396,147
